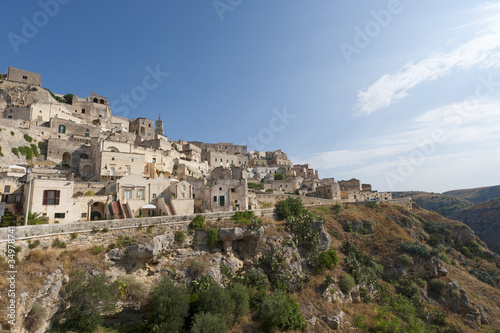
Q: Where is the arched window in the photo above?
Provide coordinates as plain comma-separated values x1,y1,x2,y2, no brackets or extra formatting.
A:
100,99,104,104
58,125,66,133
93,98,98,103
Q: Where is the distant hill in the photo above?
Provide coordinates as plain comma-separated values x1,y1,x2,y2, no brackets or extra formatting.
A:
444,185,500,204
453,198,500,254
392,191,472,218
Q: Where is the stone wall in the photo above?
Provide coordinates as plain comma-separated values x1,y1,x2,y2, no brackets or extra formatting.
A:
7,67,41,86
0,208,275,243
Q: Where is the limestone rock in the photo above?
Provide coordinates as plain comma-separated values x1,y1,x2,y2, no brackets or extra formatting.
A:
312,221,332,251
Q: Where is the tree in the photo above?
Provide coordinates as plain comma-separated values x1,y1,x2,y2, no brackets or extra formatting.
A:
23,212,47,225
197,282,235,324
61,271,118,332
275,197,305,220
229,283,249,318
0,210,17,227
190,312,227,333
148,277,190,333
63,93,74,104
259,291,305,332
274,172,285,181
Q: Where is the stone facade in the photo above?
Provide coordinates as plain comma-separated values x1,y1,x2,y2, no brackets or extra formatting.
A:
7,67,41,86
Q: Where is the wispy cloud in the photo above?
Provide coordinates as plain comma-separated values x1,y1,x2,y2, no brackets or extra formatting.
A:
353,4,500,116
306,99,500,189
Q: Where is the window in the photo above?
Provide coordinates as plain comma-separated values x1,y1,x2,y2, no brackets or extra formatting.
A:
152,193,157,199
8,115,12,118
22,76,27,80
111,157,115,161
181,193,185,198
125,190,132,200
110,167,115,175
85,132,89,137
81,213,87,218
54,213,65,219
219,187,222,191
4,185,10,193
152,158,156,163
82,109,85,114
231,188,235,193
182,185,186,191
43,190,60,205
138,189,144,199
213,196,217,202
126,167,131,175
215,158,217,162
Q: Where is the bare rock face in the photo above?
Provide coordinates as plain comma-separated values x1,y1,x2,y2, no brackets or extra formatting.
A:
19,269,69,333
388,256,447,280
322,281,375,304
312,221,332,251
320,311,345,330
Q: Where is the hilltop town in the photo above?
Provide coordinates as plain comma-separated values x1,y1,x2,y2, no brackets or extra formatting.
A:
0,66,392,224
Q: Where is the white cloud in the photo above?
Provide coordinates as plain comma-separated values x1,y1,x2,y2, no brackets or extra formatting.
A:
353,5,500,116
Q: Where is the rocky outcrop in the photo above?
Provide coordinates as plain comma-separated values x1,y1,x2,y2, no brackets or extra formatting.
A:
312,221,332,251
19,269,69,333
389,255,448,280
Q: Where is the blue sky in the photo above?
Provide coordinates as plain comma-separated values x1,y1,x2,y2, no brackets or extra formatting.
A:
2,1,500,193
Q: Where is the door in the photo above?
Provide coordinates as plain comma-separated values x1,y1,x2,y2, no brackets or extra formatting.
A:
219,196,225,207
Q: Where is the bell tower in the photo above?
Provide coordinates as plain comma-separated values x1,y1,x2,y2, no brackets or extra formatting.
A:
155,114,164,136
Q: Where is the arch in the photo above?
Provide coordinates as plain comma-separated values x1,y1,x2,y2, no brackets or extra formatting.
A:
99,99,104,104
107,146,119,152
93,98,98,103
58,125,66,133
91,211,102,220
140,126,146,136
82,165,91,176
62,152,71,167
80,153,89,160
92,119,100,126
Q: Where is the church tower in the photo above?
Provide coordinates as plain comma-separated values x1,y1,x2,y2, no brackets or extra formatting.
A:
155,114,164,136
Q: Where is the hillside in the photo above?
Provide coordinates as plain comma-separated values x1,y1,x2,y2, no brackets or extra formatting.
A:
453,198,500,255
392,191,473,218
445,186,500,204
3,201,500,332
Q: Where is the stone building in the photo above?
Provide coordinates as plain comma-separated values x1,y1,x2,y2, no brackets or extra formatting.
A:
71,92,112,126
6,67,41,86
339,178,362,191
190,141,247,155
129,118,155,139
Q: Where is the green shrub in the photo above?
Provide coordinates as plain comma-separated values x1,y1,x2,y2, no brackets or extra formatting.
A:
394,279,419,298
428,234,441,248
30,143,39,157
10,131,14,136
425,222,451,233
23,134,33,142
28,240,41,249
469,268,500,287
318,248,339,270
190,312,228,333
11,148,19,157
101,227,109,232
284,212,319,251
18,146,33,160
197,282,235,323
0,146,3,157
333,203,341,214
274,172,285,180
231,210,255,224
243,268,270,291
147,277,189,332
248,182,264,190
275,197,305,220
120,275,149,302
340,272,355,294
89,246,104,255
190,215,205,230
38,141,44,150
428,278,446,292
398,241,431,258
51,238,67,249
343,223,353,232
397,254,413,267
171,231,184,243
61,271,118,332
229,283,250,318
84,190,95,196
365,201,378,210
259,291,305,332
207,228,219,248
